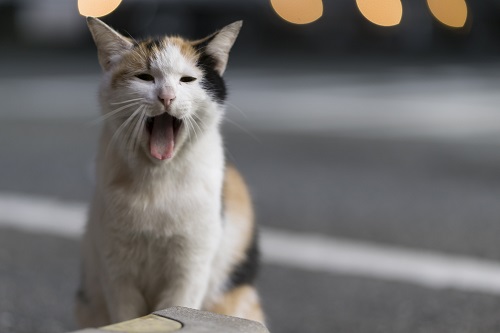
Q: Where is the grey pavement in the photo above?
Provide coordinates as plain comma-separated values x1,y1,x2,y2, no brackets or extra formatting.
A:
2,58,500,333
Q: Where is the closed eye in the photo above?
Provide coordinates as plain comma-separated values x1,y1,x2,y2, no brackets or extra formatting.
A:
180,76,197,83
136,73,155,82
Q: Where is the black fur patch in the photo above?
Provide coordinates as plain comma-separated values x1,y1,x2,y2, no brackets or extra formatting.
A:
144,38,162,70
228,227,260,289
145,38,162,51
197,53,227,104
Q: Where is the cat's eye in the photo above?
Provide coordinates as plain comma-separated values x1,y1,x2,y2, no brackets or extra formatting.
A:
180,76,197,83
136,73,155,82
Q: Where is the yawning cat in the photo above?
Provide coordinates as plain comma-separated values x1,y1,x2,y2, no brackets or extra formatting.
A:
76,17,264,327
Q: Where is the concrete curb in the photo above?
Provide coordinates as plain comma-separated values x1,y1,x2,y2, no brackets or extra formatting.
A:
155,307,269,333
68,306,269,333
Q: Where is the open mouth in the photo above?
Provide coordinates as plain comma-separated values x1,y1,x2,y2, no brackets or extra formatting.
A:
146,113,182,160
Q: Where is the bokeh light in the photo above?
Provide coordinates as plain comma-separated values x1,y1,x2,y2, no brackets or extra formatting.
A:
356,0,403,27
427,0,468,28
270,0,323,25
78,0,122,17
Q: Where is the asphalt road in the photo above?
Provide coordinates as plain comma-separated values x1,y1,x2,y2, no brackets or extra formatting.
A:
2,55,500,333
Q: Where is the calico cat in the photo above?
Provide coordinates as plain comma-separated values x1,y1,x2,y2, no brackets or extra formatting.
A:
76,17,264,327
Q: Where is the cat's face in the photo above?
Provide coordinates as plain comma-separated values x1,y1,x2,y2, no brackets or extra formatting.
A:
87,18,241,163
103,37,213,163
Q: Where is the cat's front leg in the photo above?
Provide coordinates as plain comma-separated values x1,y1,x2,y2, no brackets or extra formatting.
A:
156,230,221,310
103,275,149,323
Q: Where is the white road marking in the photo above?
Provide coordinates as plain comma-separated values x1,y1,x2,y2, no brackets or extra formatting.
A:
2,192,500,295
0,192,86,237
261,229,500,295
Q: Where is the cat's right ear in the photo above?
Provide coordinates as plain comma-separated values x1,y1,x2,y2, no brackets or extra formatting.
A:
87,17,134,71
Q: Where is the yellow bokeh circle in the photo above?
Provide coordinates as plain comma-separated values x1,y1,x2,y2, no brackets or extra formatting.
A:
356,0,403,27
270,0,324,25
427,0,468,28
78,0,122,18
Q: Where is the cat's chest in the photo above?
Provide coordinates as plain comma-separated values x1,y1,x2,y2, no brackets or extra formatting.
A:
105,169,222,235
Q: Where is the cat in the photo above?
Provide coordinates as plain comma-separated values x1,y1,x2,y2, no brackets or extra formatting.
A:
75,17,265,327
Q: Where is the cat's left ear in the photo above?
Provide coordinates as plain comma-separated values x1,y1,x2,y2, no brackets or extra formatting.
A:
193,21,243,76
87,17,134,71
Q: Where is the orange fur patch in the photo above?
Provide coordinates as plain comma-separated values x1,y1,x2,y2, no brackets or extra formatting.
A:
110,45,150,88
109,36,200,88
206,285,265,324
223,165,255,262
168,37,199,62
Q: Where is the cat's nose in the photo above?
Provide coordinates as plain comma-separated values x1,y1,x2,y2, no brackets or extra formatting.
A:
158,87,176,108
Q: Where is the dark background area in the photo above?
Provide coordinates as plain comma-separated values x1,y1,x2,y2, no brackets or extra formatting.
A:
1,0,500,61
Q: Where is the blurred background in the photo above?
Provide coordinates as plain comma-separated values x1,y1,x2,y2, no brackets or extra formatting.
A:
2,0,500,332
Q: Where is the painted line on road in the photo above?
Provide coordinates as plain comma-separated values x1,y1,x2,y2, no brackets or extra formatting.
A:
261,229,500,295
2,192,500,295
0,192,86,237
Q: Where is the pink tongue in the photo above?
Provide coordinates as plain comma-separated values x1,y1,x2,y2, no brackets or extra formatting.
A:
150,113,175,160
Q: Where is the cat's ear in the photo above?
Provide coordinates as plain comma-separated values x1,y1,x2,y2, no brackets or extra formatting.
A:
87,17,134,71
193,21,242,76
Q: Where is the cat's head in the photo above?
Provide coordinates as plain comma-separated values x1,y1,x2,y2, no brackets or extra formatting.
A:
87,17,241,163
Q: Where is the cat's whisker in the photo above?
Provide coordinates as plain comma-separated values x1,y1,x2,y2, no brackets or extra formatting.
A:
110,97,144,105
124,110,143,162
191,113,206,129
109,102,143,114
106,106,144,156
183,116,194,142
189,117,200,141
137,112,147,152
90,102,142,125
137,106,152,151
224,118,261,143
226,101,248,119
224,147,240,168
190,113,204,129
126,108,145,156
189,114,203,140
119,91,142,96
124,32,139,46
118,108,142,142
130,110,147,155
188,117,199,142
125,108,142,145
